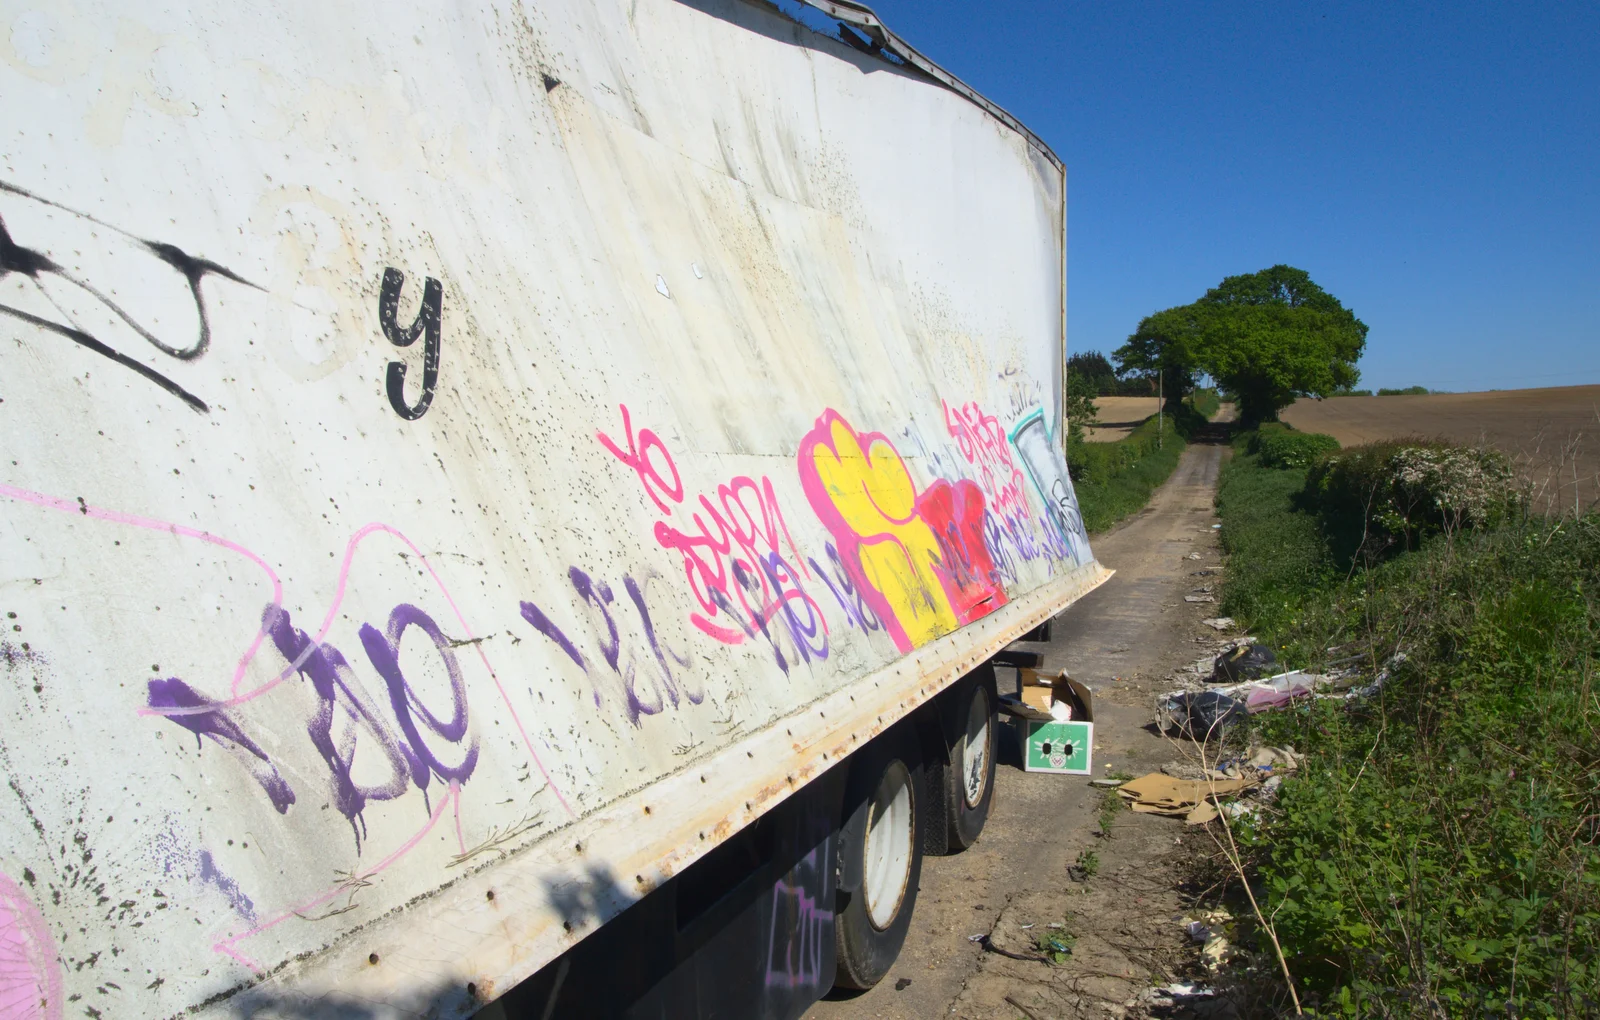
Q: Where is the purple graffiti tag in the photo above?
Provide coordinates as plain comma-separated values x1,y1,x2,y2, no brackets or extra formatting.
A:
266,605,415,851
567,569,623,675
623,573,702,711
764,845,831,991
197,849,257,922
568,567,663,721
518,601,588,674
807,542,883,635
761,553,830,665
146,678,296,813
359,604,478,812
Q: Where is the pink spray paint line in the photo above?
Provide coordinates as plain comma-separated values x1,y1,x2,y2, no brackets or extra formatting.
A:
0,484,573,819
0,482,285,705
213,781,462,973
0,870,63,1020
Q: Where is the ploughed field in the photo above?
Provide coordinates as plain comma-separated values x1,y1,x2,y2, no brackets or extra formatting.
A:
1084,396,1160,442
1281,384,1600,513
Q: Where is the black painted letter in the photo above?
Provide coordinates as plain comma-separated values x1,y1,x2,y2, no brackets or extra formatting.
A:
378,267,442,420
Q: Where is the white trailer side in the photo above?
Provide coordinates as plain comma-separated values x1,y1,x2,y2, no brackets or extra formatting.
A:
0,0,1106,1015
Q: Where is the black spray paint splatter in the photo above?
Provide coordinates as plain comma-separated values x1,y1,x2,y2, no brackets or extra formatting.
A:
0,180,259,413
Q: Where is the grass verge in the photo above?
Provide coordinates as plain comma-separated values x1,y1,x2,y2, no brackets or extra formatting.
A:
1071,398,1211,533
1216,435,1600,1017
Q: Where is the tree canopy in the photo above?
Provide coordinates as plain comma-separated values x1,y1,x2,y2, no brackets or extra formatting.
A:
1113,265,1367,424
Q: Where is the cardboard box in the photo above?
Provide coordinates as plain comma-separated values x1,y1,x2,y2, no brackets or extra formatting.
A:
1002,670,1096,775
1020,719,1094,774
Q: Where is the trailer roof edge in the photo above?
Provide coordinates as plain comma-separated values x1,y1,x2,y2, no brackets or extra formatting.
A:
796,0,1064,174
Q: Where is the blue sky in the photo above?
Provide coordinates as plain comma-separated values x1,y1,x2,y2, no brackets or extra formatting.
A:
856,1,1600,393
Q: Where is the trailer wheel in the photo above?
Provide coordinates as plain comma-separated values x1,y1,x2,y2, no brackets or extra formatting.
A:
946,672,997,850
834,731,924,990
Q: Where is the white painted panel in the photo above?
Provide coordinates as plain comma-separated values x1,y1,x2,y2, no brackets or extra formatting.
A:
0,0,1098,1015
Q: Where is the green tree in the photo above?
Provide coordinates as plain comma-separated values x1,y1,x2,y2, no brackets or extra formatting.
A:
1116,266,1367,424
1064,370,1099,444
1114,305,1206,409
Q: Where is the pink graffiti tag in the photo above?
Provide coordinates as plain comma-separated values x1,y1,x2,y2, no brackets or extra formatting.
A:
942,399,1031,527
598,405,830,673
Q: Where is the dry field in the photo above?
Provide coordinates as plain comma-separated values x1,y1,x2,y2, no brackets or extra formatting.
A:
1281,384,1600,514
1083,395,1160,442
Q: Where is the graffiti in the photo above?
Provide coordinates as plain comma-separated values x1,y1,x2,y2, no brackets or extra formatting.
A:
804,543,882,635
0,481,576,973
0,180,258,413
797,410,1006,654
942,398,1078,574
763,845,830,992
598,404,829,674
377,267,443,419
518,567,700,727
146,600,480,849
0,869,63,1020
1010,409,1093,567
944,400,1029,521
145,677,298,815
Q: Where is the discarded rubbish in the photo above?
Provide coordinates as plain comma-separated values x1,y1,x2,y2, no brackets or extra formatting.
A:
1248,746,1301,771
1117,772,1259,824
1088,778,1124,788
1156,690,1247,739
1185,595,1217,603
968,933,1056,964
1212,643,1277,683
1223,670,1324,712
1200,616,1236,631
1000,669,1096,774
1222,800,1258,821
1178,909,1236,973
1160,761,1207,781
1188,552,1203,559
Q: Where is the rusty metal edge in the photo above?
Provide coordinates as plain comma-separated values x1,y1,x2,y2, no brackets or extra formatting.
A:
228,562,1113,1016
792,0,1065,173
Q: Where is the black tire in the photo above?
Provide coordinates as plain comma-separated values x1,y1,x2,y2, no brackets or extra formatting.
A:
833,727,925,991
945,671,998,851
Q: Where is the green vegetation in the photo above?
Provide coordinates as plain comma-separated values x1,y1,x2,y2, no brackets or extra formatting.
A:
1216,431,1600,1017
1069,400,1209,533
1190,386,1222,419
1250,422,1341,470
1376,385,1430,396
1096,786,1125,838
1064,367,1100,445
1115,265,1368,425
1307,440,1520,567
1074,849,1101,878
1033,923,1078,964
1215,441,1336,635
1068,349,1156,397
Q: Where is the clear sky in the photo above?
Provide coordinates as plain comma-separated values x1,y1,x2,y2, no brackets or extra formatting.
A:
856,1,1600,393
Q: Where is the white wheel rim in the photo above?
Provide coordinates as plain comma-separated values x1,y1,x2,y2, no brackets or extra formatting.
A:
961,688,991,808
863,760,913,930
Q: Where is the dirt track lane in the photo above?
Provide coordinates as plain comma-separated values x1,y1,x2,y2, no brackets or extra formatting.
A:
806,414,1235,1020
